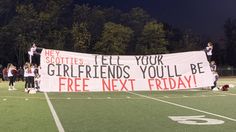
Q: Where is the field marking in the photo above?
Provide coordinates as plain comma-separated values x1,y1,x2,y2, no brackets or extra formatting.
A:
49,97,146,100
127,91,236,122
0,93,233,101
44,92,65,132
0,96,44,99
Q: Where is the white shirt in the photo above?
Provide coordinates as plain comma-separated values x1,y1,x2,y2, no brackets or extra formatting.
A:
210,64,217,71
28,47,37,56
24,67,29,77
7,67,14,77
206,46,212,56
27,67,35,77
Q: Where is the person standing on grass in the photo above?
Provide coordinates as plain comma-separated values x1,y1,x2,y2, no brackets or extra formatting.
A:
24,62,29,92
12,67,18,84
18,66,24,81
27,63,35,92
7,63,17,90
34,73,40,91
205,42,213,62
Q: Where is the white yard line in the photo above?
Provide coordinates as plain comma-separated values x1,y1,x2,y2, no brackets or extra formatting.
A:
44,92,65,132
127,91,236,122
49,97,145,100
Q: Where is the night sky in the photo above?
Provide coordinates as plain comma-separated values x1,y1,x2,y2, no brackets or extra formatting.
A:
78,0,236,38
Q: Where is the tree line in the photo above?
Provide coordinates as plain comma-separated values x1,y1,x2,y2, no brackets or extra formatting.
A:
0,0,236,67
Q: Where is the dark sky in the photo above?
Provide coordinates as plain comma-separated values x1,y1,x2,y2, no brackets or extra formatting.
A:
78,0,236,38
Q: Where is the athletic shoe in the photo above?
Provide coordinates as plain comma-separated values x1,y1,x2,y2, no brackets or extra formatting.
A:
24,89,28,92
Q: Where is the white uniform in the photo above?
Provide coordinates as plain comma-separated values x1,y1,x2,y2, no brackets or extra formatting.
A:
206,46,212,56
24,67,29,77
28,46,37,63
7,67,13,77
27,67,35,77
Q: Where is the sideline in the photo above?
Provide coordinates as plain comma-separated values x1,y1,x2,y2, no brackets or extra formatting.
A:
44,92,65,132
127,91,236,122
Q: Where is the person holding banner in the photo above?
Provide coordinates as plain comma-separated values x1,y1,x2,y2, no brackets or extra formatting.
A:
28,43,41,64
28,43,36,64
205,42,213,62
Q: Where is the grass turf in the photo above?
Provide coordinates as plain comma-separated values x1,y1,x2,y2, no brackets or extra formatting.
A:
0,82,57,132
0,78,236,132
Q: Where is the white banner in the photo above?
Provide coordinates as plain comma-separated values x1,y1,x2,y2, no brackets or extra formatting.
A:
40,49,214,92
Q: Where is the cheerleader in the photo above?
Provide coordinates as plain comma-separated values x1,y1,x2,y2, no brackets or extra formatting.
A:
7,63,17,90
205,42,213,62
24,62,29,92
28,43,37,64
27,63,35,92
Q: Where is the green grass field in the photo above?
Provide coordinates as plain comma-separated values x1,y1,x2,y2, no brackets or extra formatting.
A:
0,77,236,132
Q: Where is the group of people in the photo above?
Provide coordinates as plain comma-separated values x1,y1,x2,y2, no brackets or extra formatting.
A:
1,66,24,82
23,62,41,93
4,63,41,93
2,43,41,93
